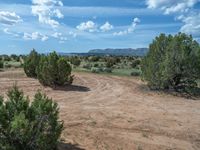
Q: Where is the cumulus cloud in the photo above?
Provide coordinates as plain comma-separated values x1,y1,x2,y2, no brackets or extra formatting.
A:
146,0,199,14
178,13,200,37
0,11,22,25
51,32,71,43
51,32,62,38
76,21,97,32
113,17,140,36
3,28,20,37
100,22,113,32
146,0,200,37
31,0,64,28
23,32,48,41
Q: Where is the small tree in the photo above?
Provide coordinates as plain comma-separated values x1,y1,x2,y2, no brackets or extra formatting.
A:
3,55,11,61
0,85,63,150
24,49,40,78
0,61,3,69
37,52,73,86
142,33,200,92
69,56,81,67
11,54,20,62
131,59,141,68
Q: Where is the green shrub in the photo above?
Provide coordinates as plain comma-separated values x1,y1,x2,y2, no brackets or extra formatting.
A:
10,54,20,62
131,59,141,68
105,57,116,68
142,33,200,91
130,70,141,76
4,63,11,68
91,67,101,73
102,67,112,73
88,56,100,62
69,56,81,67
3,55,11,61
93,63,99,67
0,61,3,69
0,85,63,150
82,63,92,70
37,52,73,86
24,49,40,78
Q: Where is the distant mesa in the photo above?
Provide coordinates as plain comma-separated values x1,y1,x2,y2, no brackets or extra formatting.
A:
58,48,148,57
88,48,148,56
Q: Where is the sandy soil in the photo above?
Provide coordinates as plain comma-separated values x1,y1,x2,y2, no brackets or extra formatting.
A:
0,69,200,150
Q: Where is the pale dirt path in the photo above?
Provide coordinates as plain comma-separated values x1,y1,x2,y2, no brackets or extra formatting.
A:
0,69,200,150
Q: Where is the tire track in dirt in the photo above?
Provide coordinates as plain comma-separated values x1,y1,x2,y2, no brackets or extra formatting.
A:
0,69,200,150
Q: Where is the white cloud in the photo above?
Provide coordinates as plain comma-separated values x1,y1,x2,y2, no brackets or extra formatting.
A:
3,28,20,37
32,0,63,6
3,28,10,34
100,22,113,32
69,31,77,38
41,35,49,41
146,0,200,37
51,32,71,42
31,0,64,28
113,31,128,36
53,9,64,18
178,13,200,37
0,11,22,25
23,32,48,41
76,21,97,32
60,37,67,41
59,36,67,44
133,17,140,23
52,32,62,38
146,0,199,14
113,17,140,36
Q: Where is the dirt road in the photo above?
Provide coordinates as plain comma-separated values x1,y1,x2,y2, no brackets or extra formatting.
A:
0,69,200,150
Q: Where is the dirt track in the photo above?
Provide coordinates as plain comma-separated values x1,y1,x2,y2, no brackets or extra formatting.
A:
0,69,200,150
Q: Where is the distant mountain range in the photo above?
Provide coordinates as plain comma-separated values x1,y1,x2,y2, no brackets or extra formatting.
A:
57,48,148,57
88,48,148,56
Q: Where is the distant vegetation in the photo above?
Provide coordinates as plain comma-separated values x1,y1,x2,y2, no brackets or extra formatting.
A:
0,85,63,150
0,54,23,69
142,33,200,94
72,55,142,77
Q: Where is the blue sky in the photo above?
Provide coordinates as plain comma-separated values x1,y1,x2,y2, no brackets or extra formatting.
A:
0,0,199,54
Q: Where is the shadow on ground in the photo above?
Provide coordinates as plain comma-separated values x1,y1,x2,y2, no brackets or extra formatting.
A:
138,84,200,100
58,142,85,150
53,84,90,92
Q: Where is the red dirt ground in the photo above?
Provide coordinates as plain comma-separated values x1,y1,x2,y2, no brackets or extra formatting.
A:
0,69,200,150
